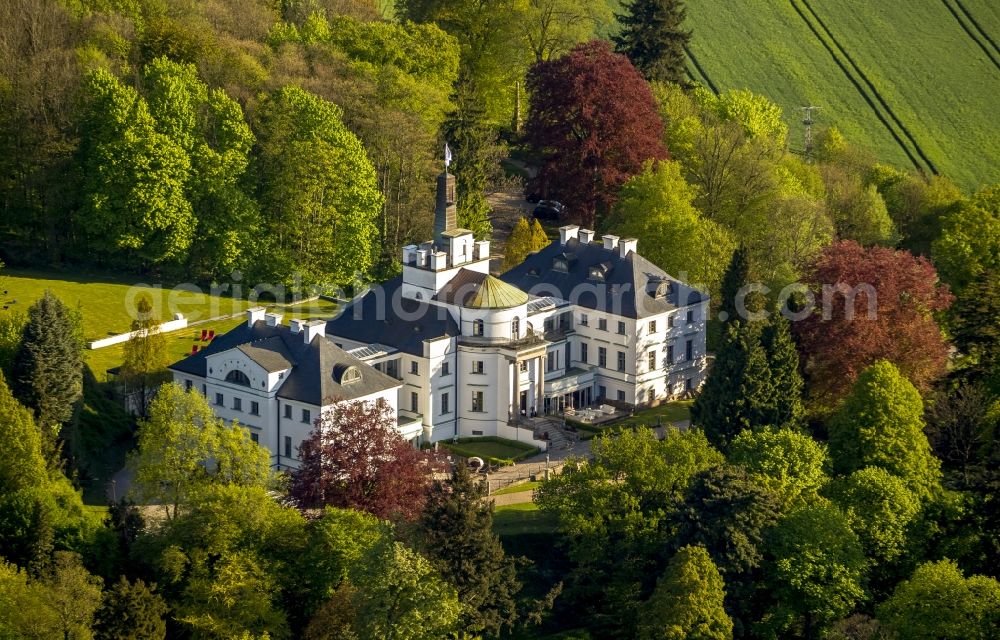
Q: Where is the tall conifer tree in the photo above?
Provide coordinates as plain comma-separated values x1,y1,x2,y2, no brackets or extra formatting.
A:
12,291,83,447
419,464,521,638
613,0,692,85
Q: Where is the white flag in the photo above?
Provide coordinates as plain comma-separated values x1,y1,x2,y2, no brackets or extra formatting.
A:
444,143,452,169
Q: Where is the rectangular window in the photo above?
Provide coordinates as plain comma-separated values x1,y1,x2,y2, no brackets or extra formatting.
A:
686,339,694,361
284,435,292,458
250,401,259,416
472,360,484,374
598,318,607,331
617,321,626,335
598,347,607,368
250,432,259,444
686,378,694,391
598,385,607,399
648,320,656,334
201,384,206,396
617,390,626,402
184,379,193,391
580,313,589,326
442,362,450,376
648,388,655,404
687,309,695,324
617,351,626,372
215,392,224,407
232,397,242,411
547,351,556,372
472,391,484,412
441,392,450,414
301,408,311,424
648,351,656,371
667,345,674,364
581,342,588,363
519,360,528,372
668,314,675,329
284,404,292,419
410,360,419,375
411,391,419,412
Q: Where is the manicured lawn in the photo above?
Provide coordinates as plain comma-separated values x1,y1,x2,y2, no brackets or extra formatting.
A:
86,317,246,380
493,502,557,536
618,400,693,428
441,437,540,465
492,480,541,496
0,267,249,340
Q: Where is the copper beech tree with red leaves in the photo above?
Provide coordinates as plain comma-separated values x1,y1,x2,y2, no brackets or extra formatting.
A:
290,399,441,520
794,240,953,406
525,40,667,228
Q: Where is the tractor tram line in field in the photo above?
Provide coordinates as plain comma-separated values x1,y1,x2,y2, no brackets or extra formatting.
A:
941,0,1000,74
789,0,939,176
684,44,721,94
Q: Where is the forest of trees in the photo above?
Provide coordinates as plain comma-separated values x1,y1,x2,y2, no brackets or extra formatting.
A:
2,0,1000,638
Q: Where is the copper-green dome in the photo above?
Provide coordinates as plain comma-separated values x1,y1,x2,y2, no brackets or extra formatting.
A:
466,275,529,309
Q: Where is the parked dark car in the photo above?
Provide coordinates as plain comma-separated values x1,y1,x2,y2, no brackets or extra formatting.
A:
532,200,564,220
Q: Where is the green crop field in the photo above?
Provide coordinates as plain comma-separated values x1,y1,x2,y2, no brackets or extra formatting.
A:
685,0,1000,191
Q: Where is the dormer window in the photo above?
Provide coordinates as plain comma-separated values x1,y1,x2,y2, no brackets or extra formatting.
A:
553,258,568,273
649,278,671,299
225,370,251,387
341,366,361,384
588,266,605,281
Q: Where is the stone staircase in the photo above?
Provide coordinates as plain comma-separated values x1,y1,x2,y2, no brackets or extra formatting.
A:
533,417,574,450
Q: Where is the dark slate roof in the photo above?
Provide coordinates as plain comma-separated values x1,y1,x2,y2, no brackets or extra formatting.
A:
168,321,400,405
500,237,707,319
238,336,295,372
325,276,459,356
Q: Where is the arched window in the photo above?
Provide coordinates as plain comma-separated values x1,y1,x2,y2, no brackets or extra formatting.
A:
511,317,520,339
341,367,361,384
472,319,484,336
225,370,251,387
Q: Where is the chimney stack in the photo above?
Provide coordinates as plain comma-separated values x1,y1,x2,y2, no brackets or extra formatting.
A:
619,238,638,258
433,172,457,246
602,235,619,251
303,320,325,344
247,307,266,327
579,229,595,245
559,225,580,245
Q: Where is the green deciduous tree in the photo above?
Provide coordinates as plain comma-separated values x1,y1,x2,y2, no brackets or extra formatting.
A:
352,540,461,640
129,383,273,520
950,270,1000,393
932,185,1000,292
728,427,828,510
420,464,521,638
760,501,867,639
878,559,1000,640
254,85,382,287
143,56,261,281
613,0,691,85
0,310,26,380
609,160,736,299
820,164,896,246
144,483,308,639
827,466,921,564
12,290,83,445
79,67,193,268
827,361,942,503
638,545,733,640
93,577,167,640
537,428,723,637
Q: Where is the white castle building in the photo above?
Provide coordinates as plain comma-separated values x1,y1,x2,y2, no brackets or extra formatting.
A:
170,171,708,469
